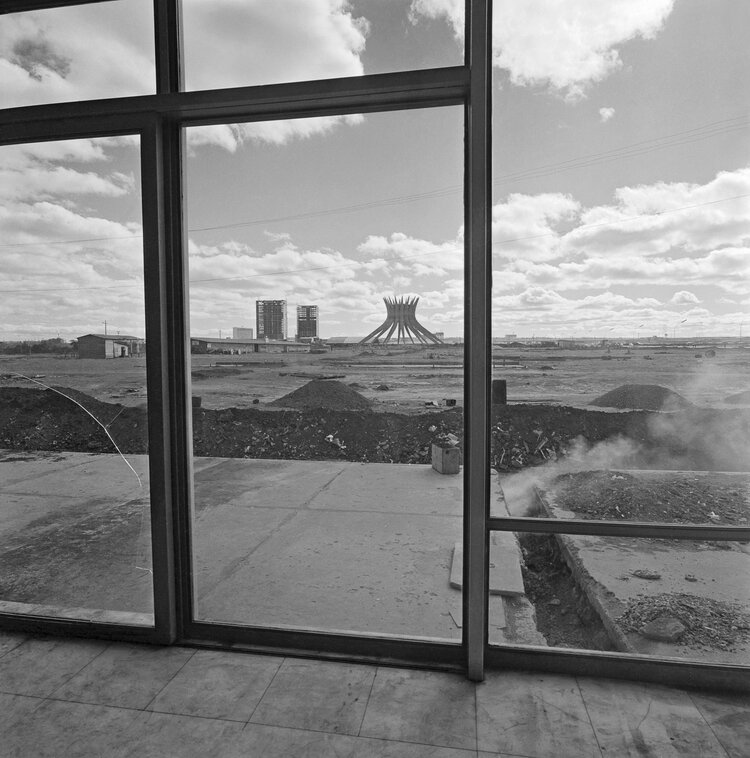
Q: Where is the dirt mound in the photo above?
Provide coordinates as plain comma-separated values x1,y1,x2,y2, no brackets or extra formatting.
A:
192,367,244,381
270,379,372,411
725,390,750,405
591,384,691,411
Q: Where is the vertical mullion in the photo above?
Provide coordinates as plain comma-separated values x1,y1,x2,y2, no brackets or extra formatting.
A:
163,117,192,641
463,0,492,682
151,0,185,641
154,0,183,94
141,120,177,642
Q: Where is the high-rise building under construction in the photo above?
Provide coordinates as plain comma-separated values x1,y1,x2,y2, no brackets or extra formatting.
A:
256,300,287,340
296,305,319,340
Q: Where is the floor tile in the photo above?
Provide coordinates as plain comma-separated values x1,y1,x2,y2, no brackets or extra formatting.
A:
0,630,27,658
351,736,479,757
51,641,194,709
0,692,45,732
249,658,375,735
360,667,477,751
579,677,727,757
476,671,600,757
1,698,143,758
0,635,107,697
224,724,478,758
120,710,243,758
224,722,359,757
690,690,750,758
148,649,283,721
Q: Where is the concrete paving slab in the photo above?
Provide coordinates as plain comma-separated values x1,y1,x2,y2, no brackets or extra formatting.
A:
193,458,348,512
195,508,463,639
1,452,147,499
447,592,507,630
309,463,462,515
0,450,535,645
449,533,525,597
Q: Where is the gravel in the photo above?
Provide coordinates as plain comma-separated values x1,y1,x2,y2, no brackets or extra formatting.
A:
618,593,750,651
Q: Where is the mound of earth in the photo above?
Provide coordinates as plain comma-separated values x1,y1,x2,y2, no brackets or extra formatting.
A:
591,384,691,411
192,367,244,381
270,379,372,411
725,390,750,405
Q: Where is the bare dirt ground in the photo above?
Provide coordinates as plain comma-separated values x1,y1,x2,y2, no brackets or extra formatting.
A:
2,342,748,412
1,343,748,654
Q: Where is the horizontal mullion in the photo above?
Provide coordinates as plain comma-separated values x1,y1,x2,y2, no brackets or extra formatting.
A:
0,0,110,13
0,67,468,135
183,621,464,668
0,114,148,146
485,644,750,693
488,516,750,541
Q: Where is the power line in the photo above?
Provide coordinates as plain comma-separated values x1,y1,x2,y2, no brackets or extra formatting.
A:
0,114,746,249
1,191,746,294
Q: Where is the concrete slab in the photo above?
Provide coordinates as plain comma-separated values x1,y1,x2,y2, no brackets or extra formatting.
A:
193,458,348,512
195,508,463,639
536,480,750,665
306,463,462,516
0,450,534,645
448,593,507,630
449,533,525,597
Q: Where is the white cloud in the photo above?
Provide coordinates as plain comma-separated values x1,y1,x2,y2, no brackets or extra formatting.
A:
670,290,701,305
492,193,580,262
410,0,675,97
567,168,750,256
599,107,615,123
0,0,155,108
358,232,463,274
183,0,368,90
1,0,370,148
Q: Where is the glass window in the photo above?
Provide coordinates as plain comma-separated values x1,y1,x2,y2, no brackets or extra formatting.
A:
489,0,750,668
0,0,155,108
0,136,154,625
181,0,464,91
185,107,464,639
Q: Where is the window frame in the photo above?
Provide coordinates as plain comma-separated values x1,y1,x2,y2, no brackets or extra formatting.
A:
0,0,747,690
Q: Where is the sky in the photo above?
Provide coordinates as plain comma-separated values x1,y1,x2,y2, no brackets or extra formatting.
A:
0,0,748,341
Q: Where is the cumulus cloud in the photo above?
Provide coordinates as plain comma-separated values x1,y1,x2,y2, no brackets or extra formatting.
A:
358,232,463,275
410,0,675,97
0,0,155,108
567,168,750,256
599,107,615,122
492,193,580,262
183,0,368,90
670,290,701,305
1,0,370,147
0,138,146,339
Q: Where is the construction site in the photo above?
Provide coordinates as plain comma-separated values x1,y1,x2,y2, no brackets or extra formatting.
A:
0,338,748,665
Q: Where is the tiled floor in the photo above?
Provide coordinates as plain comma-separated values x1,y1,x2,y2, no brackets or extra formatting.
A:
0,631,748,757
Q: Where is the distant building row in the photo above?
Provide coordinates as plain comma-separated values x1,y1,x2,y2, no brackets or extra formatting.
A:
255,300,318,341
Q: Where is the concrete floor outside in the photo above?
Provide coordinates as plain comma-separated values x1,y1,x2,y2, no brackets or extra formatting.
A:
1,450,747,666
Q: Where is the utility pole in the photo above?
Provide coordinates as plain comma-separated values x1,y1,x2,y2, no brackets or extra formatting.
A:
104,320,107,336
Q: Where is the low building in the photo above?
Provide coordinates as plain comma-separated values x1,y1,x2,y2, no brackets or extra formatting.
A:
232,327,254,340
77,333,145,359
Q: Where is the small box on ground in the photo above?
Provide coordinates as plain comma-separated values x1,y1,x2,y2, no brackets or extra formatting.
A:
432,443,460,475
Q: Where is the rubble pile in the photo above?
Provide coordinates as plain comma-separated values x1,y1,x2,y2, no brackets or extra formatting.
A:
270,379,372,411
591,384,692,411
618,593,750,651
549,470,750,524
490,404,650,470
2,387,749,471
